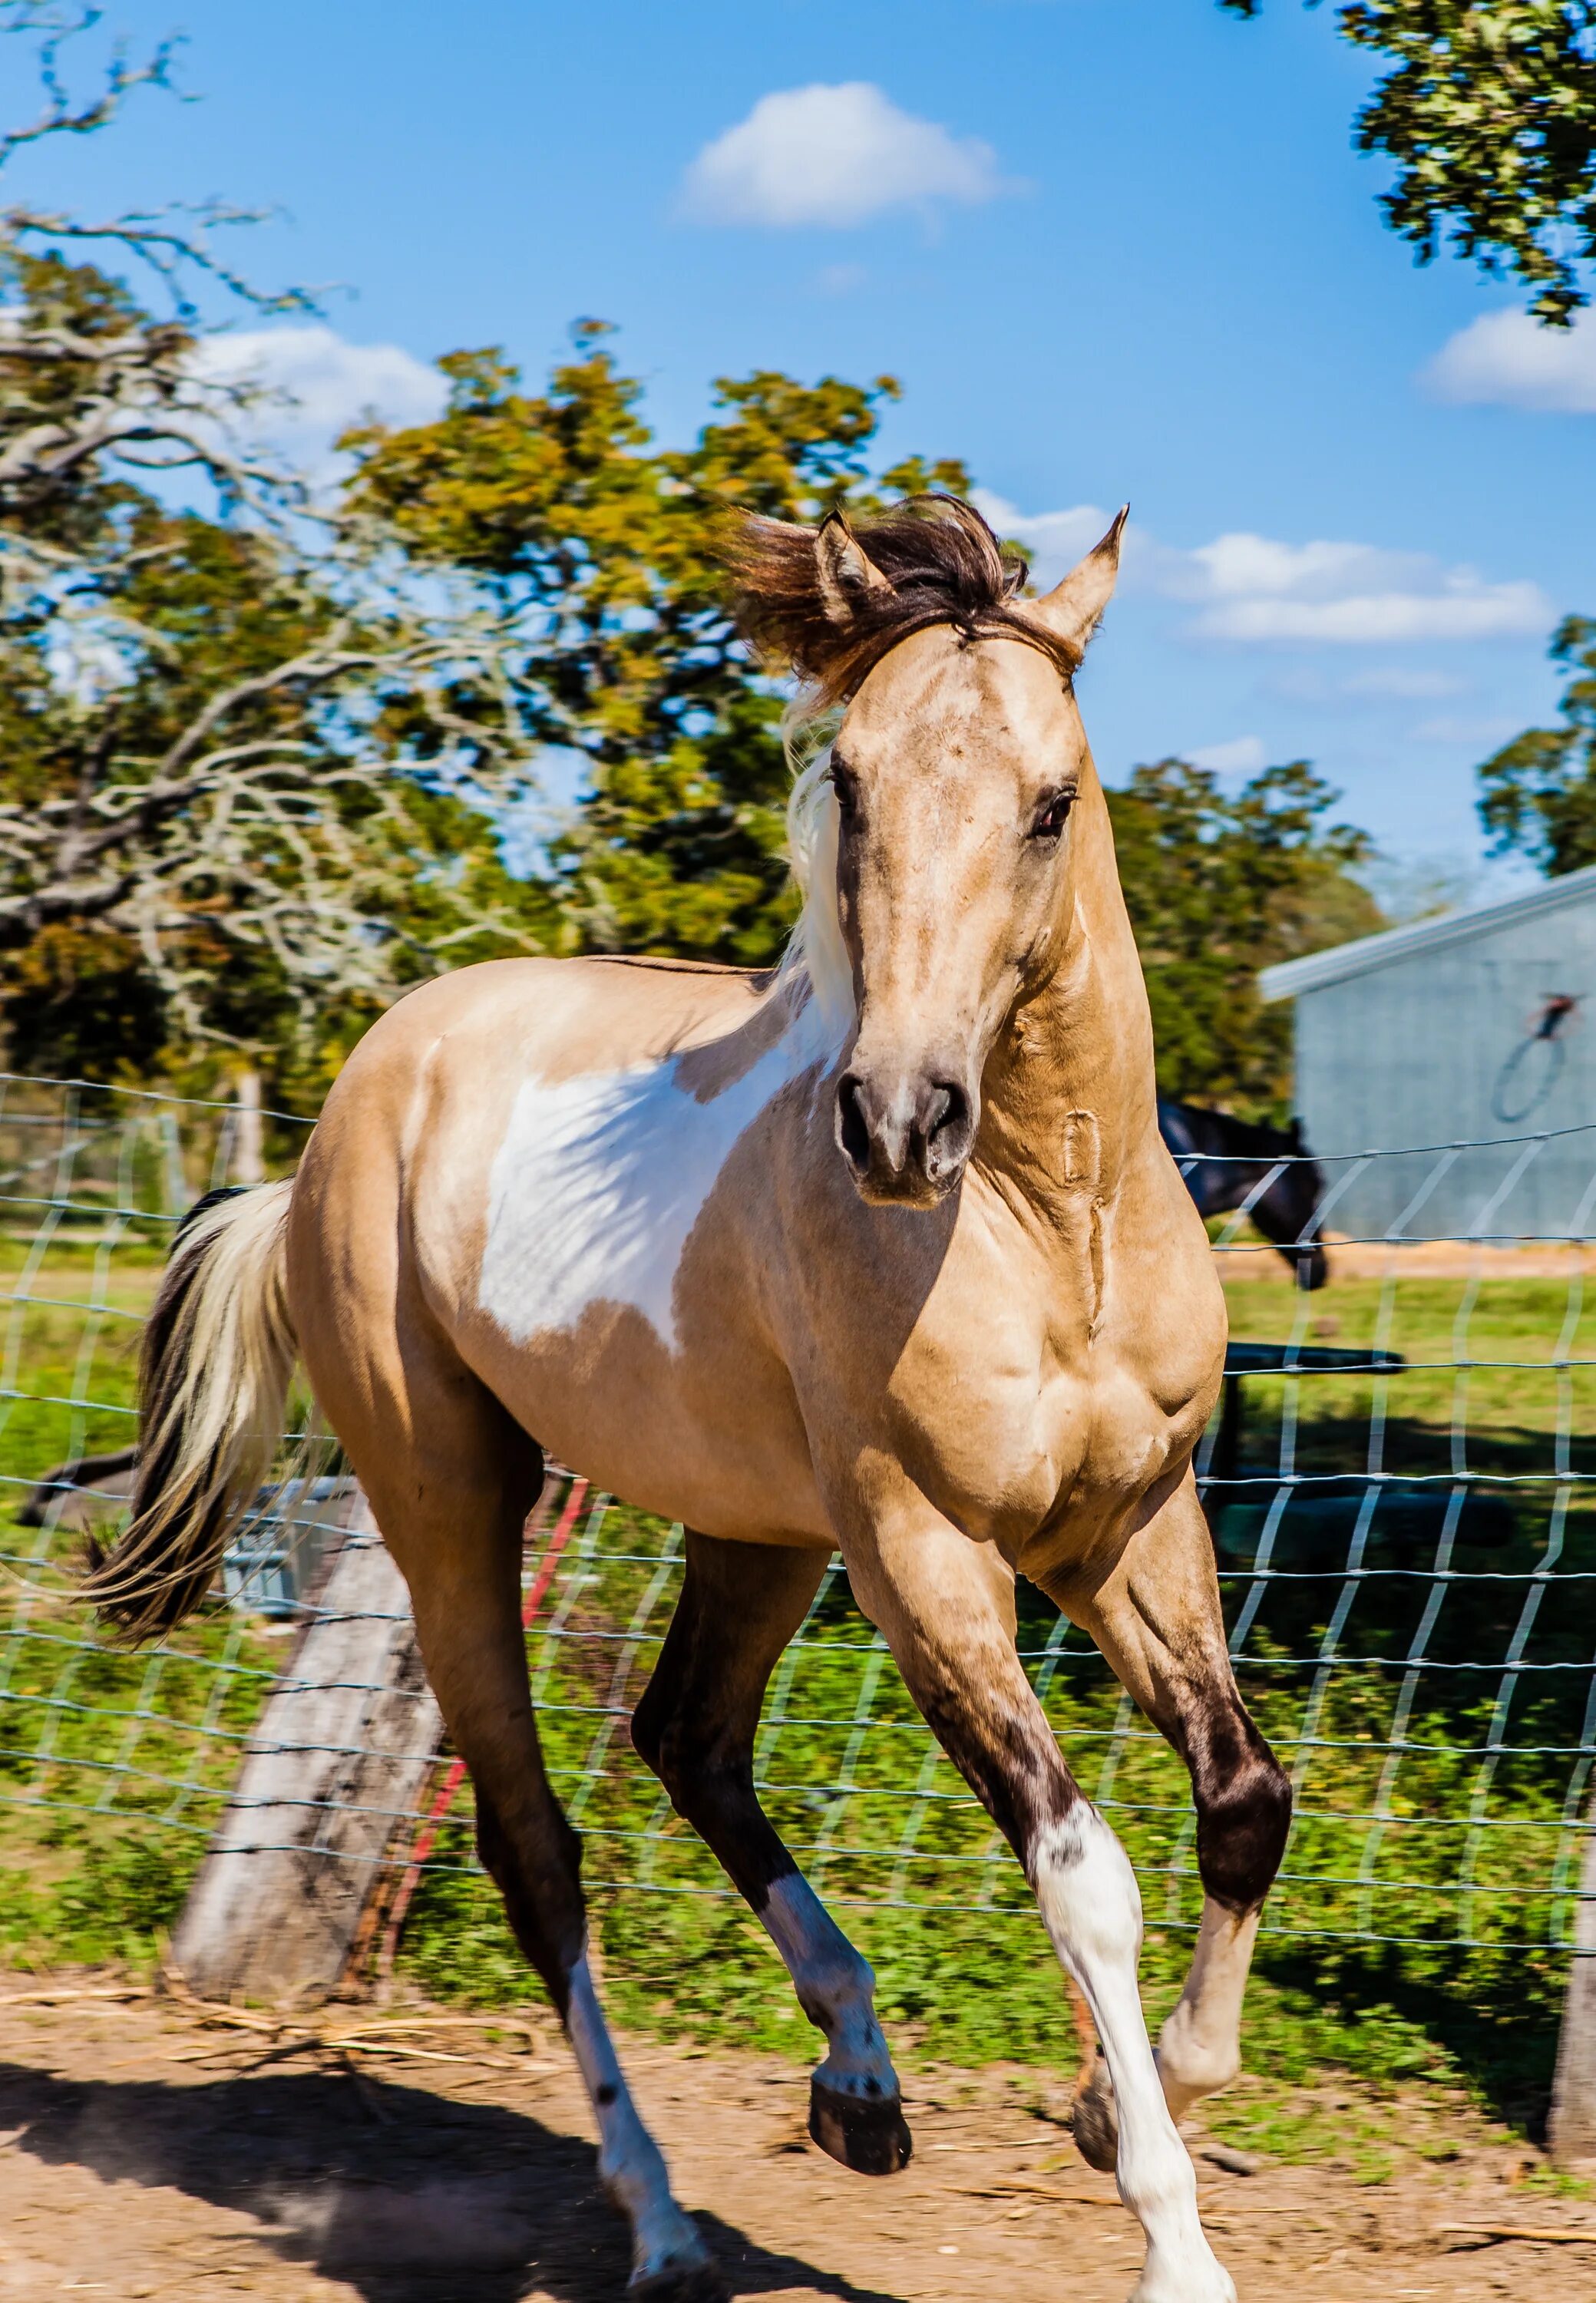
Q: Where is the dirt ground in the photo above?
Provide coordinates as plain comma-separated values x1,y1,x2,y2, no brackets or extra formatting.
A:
2,1983,1594,2302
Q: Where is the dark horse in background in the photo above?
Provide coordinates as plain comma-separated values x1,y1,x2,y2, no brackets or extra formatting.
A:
1158,1100,1330,1289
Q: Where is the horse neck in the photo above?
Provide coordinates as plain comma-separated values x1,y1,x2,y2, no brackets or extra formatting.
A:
978,765,1160,1208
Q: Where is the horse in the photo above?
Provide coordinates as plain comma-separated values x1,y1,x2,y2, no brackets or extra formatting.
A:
1158,1100,1330,1288
87,495,1289,2303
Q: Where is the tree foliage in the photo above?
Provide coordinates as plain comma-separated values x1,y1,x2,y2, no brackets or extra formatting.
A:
0,10,552,1101
1476,616,1596,872
1223,2,1596,322
1107,758,1383,1115
343,329,969,966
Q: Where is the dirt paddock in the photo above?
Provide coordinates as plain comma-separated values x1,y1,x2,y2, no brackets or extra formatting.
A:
2,1984,1594,2300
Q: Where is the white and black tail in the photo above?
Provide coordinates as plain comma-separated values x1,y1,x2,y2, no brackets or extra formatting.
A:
84,1180,299,1642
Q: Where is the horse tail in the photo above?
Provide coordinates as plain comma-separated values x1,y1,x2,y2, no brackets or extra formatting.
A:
84,1179,299,1643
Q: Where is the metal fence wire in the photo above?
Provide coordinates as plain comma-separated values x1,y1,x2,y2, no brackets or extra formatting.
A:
1,1073,1594,2002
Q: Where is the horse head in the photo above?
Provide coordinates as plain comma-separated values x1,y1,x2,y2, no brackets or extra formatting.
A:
732,494,1127,1208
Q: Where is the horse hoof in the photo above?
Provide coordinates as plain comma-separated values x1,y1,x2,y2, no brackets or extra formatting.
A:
1071,2057,1119,2174
628,2253,728,2302
808,2076,913,2176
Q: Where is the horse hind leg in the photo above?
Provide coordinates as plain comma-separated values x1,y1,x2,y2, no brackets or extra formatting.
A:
1052,1475,1291,2174
327,1352,721,2300
631,1532,911,2176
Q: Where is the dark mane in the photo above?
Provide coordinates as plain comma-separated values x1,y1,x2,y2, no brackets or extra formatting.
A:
725,492,1069,705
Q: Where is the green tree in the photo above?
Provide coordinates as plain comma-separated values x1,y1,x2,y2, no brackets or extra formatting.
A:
0,12,553,1103
343,326,969,966
1108,758,1383,1115
1476,615,1596,872
1222,2,1596,322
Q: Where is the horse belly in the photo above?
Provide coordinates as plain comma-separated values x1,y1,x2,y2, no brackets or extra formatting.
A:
454,1304,834,1547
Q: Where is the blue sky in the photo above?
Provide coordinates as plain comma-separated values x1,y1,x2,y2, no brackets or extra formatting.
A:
15,0,1595,896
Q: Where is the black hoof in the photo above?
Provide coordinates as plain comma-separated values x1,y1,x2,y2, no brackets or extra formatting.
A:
629,2255,727,2303
808,2075,913,2176
1070,2059,1119,2175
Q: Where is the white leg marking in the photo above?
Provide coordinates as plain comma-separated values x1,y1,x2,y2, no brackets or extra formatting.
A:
1033,1810,1235,2303
565,1951,711,2288
1158,1898,1262,2120
762,1875,899,2101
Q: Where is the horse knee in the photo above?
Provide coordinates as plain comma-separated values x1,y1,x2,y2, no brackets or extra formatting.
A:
1195,1737,1290,1913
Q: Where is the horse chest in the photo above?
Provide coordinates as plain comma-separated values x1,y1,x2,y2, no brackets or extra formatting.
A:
881,1305,1188,1552
876,1211,1220,1554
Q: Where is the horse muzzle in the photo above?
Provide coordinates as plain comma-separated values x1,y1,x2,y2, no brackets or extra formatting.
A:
834,1063,976,1207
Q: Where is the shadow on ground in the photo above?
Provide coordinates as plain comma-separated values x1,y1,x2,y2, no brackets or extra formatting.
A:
0,2057,905,2303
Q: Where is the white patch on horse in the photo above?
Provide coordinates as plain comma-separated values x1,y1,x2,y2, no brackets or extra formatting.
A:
1031,1808,1235,2303
762,1874,898,2100
563,1951,711,2286
481,987,836,1350
1157,1898,1261,2119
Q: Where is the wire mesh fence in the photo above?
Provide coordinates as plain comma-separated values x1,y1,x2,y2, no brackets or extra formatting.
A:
0,1073,1593,2057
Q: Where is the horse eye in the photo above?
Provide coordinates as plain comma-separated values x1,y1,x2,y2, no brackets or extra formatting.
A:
1032,792,1075,840
828,764,858,818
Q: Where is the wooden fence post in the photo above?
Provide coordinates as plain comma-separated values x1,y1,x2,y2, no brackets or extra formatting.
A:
170,1491,444,2002
233,1066,264,1188
1550,1790,1596,2167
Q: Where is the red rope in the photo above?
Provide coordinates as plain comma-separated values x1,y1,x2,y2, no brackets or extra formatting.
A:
375,1472,590,1978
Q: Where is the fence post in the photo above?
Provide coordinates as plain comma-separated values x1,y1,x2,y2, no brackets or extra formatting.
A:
233,1066,264,1188
1550,1790,1596,2166
170,1489,444,2003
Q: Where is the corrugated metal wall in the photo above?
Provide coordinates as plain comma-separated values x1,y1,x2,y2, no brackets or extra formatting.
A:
1293,897,1596,1241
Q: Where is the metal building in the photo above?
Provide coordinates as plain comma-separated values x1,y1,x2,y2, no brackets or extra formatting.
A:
1259,864,1596,1244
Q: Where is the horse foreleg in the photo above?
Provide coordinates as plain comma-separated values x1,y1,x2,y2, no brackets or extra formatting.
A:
1052,1473,1290,2156
845,1507,1234,2303
631,1531,910,2176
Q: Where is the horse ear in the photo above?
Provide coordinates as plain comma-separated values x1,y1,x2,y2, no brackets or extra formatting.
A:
1289,1115,1306,1151
815,511,894,627
1025,507,1128,666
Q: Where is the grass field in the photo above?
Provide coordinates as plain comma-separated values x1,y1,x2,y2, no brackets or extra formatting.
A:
1,1219,1592,2175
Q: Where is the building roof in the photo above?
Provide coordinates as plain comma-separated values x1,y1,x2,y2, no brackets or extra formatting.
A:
1259,861,1596,1004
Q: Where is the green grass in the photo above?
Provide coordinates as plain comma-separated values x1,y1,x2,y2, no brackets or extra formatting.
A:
0,1234,1591,2167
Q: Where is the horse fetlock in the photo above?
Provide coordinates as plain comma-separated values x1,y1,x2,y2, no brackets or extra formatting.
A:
1128,2232,1237,2303
1070,2054,1121,2173
626,2242,727,2303
609,2176,719,2300
808,2072,913,2176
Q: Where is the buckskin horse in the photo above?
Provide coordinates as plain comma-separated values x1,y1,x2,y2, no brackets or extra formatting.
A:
88,496,1290,2303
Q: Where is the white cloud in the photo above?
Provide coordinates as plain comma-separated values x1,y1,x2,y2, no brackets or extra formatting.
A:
679,84,1011,227
1186,736,1267,775
1409,713,1520,747
814,261,869,296
983,491,1549,646
190,325,447,471
1424,306,1596,415
1342,667,1469,701
1264,667,1472,705
1189,580,1548,645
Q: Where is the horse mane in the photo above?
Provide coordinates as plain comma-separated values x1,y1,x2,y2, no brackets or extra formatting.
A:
725,492,1063,709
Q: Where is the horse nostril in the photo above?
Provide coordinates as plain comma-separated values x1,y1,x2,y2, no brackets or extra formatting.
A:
836,1076,871,1171
924,1080,968,1147
920,1080,971,1179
